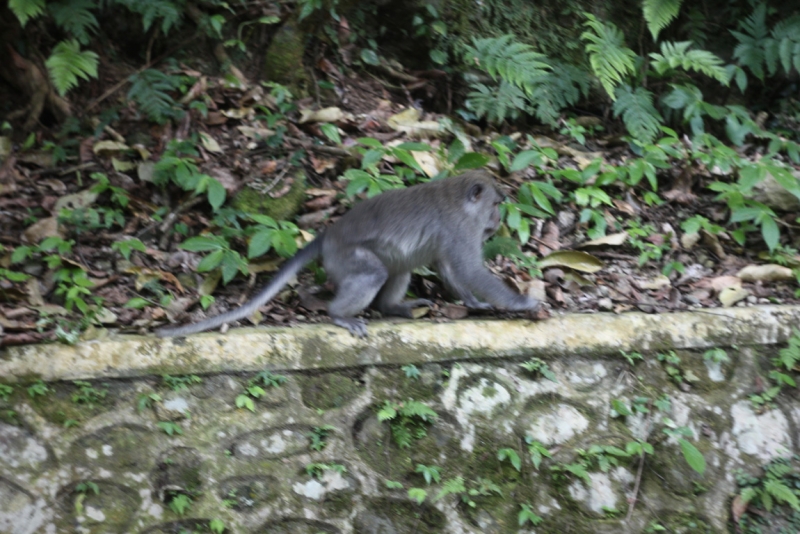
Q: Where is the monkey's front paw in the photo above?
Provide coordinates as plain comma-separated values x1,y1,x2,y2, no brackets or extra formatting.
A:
332,316,369,338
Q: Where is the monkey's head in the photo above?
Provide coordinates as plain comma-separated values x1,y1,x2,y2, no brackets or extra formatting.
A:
463,173,503,241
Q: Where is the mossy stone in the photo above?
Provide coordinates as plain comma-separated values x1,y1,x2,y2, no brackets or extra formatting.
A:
264,22,310,94
232,168,306,221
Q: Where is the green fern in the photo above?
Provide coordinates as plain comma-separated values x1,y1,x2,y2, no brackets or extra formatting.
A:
49,0,99,45
613,85,663,143
526,62,591,125
731,3,770,80
465,35,550,88
126,69,184,124
642,0,684,40
650,41,729,84
113,0,183,34
8,0,45,27
769,14,800,75
466,81,526,124
581,14,637,99
45,40,99,96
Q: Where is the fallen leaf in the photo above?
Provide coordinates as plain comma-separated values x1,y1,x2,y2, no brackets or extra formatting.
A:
22,216,62,244
539,250,604,273
199,132,222,153
137,161,155,182
0,136,11,159
93,140,130,157
719,286,749,307
736,264,794,282
112,157,136,172
237,125,275,139
299,107,344,124
681,231,701,249
638,275,671,290
54,188,99,211
412,150,440,177
709,276,742,292
580,232,628,247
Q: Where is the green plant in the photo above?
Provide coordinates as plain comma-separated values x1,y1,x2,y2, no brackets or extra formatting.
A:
137,392,162,411
165,491,192,515
377,399,438,448
662,421,706,475
497,448,522,471
308,425,335,451
209,518,226,534
154,138,226,209
73,480,100,514
732,5,800,81
45,39,99,96
415,464,441,485
737,458,800,515
525,437,552,470
340,138,432,197
305,462,346,479
162,374,202,392
127,69,184,124
27,380,50,398
235,370,287,412
71,381,108,404
703,348,730,364
619,351,644,366
0,384,13,401
520,358,556,382
518,503,544,526
402,364,421,380
463,36,588,125
157,421,183,436
581,14,636,100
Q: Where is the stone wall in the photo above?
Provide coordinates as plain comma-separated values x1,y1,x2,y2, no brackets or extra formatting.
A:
2,306,800,533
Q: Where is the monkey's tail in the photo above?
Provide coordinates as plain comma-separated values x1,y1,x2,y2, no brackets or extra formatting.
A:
154,235,324,337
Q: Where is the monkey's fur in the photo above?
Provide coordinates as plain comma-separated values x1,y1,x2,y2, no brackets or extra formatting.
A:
156,171,539,338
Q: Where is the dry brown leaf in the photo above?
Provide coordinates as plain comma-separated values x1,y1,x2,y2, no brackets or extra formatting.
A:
22,216,62,244
310,155,336,174
730,494,748,524
612,199,637,215
299,107,344,124
737,264,794,282
539,221,560,254
638,275,671,290
305,196,334,211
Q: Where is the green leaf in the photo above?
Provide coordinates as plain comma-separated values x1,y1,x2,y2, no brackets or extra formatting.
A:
510,150,544,171
196,249,224,272
124,297,150,309
498,448,522,471
761,216,780,251
248,229,275,258
9,0,45,27
46,40,99,96
206,178,226,211
764,478,800,510
581,15,637,99
361,49,379,65
453,153,490,171
408,487,427,504
611,399,632,416
613,85,663,144
642,0,683,40
180,236,224,252
678,438,706,475
319,123,341,144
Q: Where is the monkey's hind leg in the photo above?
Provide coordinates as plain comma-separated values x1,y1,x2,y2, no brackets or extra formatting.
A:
326,248,388,337
374,272,434,318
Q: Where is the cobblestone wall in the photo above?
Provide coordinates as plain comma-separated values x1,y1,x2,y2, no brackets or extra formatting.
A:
2,309,800,533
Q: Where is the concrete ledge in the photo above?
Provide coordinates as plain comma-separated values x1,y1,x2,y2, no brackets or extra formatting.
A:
1,305,798,382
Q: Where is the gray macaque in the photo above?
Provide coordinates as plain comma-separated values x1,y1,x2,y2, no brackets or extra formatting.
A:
156,170,539,338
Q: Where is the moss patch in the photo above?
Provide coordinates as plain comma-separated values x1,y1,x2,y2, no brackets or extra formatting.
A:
263,22,310,95
232,168,306,222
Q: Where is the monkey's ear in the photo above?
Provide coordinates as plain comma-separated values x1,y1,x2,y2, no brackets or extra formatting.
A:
468,183,484,203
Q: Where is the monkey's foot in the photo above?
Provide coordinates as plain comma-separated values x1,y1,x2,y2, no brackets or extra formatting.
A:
332,316,368,337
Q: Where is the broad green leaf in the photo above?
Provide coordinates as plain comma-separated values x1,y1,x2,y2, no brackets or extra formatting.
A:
679,438,706,475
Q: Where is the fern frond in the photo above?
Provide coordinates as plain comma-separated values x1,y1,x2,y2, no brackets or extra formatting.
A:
465,82,527,124
772,15,800,75
49,0,99,45
8,0,45,27
126,69,184,124
613,85,663,143
581,14,637,99
465,35,550,90
113,0,183,34
731,3,769,79
526,62,590,126
45,40,99,96
649,41,729,84
642,0,684,40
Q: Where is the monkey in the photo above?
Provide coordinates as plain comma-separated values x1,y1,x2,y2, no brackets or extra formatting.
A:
155,170,539,338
